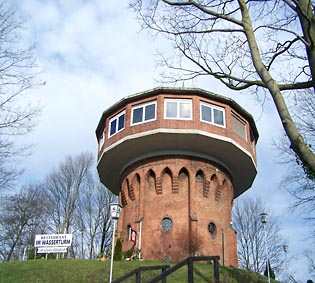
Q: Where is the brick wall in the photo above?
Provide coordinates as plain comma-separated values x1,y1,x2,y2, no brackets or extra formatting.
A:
117,155,238,267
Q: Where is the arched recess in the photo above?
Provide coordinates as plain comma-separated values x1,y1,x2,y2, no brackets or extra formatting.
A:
221,179,232,224
221,179,227,203
222,179,227,191
222,179,233,206
147,169,156,194
121,178,128,206
195,170,204,183
161,167,172,194
127,178,135,201
211,174,221,201
195,169,205,197
179,167,189,194
131,173,140,200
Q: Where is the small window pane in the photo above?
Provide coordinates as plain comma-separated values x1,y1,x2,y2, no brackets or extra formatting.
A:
201,102,225,127
161,218,173,232
180,102,191,119
110,120,117,136
133,108,143,124
201,105,212,122
213,109,224,125
208,222,216,235
145,103,155,121
118,114,125,131
232,114,246,140
109,111,125,137
166,102,177,118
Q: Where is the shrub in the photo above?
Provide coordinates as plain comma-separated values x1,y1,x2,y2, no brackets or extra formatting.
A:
113,238,122,261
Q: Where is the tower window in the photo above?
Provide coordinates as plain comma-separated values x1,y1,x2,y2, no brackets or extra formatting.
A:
161,217,173,232
99,130,105,149
131,101,156,125
164,99,192,120
208,222,216,235
231,113,247,140
200,102,225,127
109,111,125,137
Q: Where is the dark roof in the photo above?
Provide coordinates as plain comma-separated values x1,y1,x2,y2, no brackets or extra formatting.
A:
95,87,259,141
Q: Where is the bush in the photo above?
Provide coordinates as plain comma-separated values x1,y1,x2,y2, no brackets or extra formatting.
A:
113,238,122,261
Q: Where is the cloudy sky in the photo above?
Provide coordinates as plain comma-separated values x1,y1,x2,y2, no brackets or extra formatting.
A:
8,1,313,282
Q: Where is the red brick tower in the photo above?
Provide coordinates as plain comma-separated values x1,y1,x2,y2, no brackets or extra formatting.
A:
96,87,258,266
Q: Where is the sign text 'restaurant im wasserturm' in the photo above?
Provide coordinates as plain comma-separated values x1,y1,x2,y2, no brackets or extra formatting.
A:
34,234,72,247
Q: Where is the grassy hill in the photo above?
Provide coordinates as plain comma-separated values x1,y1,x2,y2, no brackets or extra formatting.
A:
0,259,279,283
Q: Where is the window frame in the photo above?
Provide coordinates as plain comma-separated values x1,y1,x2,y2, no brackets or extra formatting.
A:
200,101,226,127
99,129,105,149
131,100,157,125
231,112,247,141
108,110,126,138
161,217,173,233
164,98,193,120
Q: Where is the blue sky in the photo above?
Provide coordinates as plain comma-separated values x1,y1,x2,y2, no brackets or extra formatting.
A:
10,1,313,282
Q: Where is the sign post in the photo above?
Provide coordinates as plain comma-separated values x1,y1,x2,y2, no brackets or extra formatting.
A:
34,234,73,256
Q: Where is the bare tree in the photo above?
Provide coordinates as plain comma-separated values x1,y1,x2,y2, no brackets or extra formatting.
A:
130,0,315,176
0,184,46,261
41,152,115,259
0,2,40,190
99,198,114,258
306,250,315,278
43,152,94,236
233,197,286,275
275,90,315,228
75,180,114,259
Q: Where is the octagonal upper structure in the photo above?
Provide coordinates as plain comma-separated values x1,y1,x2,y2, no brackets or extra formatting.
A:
96,87,259,198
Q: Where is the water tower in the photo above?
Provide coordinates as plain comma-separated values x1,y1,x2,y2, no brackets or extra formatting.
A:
96,87,258,266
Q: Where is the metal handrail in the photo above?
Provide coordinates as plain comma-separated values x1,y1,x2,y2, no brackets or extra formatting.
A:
149,256,220,283
112,264,170,283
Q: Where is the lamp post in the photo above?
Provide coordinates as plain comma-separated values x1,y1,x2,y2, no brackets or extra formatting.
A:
109,203,122,283
260,213,270,283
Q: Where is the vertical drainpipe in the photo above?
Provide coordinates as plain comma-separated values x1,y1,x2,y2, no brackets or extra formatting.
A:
188,175,192,256
222,228,225,266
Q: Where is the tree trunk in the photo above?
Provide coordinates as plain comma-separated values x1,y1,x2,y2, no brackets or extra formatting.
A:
100,220,107,256
297,0,315,87
6,228,22,261
89,235,95,259
238,0,315,173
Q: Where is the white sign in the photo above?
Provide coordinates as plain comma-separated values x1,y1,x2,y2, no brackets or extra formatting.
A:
34,234,72,247
37,247,68,254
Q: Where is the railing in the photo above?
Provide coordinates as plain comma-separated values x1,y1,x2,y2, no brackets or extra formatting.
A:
112,265,170,283
149,256,220,283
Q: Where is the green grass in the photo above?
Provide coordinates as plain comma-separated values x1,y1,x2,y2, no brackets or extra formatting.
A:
0,259,280,283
